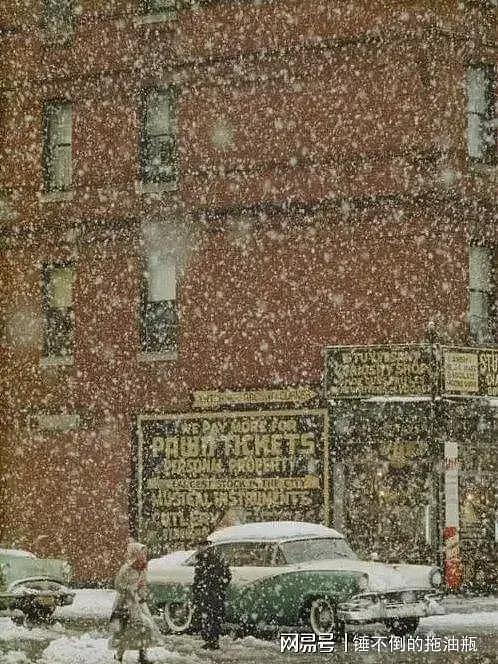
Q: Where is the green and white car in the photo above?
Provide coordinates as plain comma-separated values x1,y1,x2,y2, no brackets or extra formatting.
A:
0,547,74,622
147,522,444,637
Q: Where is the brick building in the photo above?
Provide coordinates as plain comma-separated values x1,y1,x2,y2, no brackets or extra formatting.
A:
0,1,495,584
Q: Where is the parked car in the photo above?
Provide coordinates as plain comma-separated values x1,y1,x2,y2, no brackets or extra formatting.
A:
0,547,74,622
147,521,444,637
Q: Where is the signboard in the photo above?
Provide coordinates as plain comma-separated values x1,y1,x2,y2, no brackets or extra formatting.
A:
136,409,329,554
192,387,317,409
442,346,497,397
325,344,434,398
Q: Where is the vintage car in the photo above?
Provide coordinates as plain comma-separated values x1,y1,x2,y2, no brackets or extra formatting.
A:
0,547,74,622
147,522,444,637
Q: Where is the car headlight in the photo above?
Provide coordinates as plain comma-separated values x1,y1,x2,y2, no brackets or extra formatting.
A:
429,567,443,588
358,573,369,591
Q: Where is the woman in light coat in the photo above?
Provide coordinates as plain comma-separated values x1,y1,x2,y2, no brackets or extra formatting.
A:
109,540,163,663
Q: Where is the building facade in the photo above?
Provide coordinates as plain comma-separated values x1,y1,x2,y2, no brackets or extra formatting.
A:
0,1,496,585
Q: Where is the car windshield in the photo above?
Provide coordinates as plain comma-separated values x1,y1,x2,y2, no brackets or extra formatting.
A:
280,538,358,564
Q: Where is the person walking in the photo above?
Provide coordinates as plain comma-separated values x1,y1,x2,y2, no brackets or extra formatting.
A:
192,540,231,650
109,540,163,663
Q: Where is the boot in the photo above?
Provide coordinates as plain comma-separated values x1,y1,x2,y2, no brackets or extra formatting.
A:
202,641,220,650
138,650,151,664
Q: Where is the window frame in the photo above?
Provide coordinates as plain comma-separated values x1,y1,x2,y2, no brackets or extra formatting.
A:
183,542,278,567
210,541,277,567
466,64,496,163
278,537,359,564
140,0,177,16
140,86,178,187
43,0,74,43
140,250,178,354
468,244,496,344
43,101,72,193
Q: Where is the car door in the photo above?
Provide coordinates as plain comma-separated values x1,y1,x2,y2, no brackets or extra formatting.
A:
215,542,280,625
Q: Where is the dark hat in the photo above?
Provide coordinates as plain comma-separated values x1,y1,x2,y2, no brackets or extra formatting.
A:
195,538,212,548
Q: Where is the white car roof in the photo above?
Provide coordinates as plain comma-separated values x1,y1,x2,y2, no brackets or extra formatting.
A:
0,548,36,558
208,521,344,544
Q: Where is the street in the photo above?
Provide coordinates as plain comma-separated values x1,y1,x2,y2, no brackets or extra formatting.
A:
1,591,497,664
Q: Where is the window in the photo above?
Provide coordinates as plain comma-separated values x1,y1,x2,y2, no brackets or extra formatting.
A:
280,538,358,564
44,0,74,42
469,245,495,344
141,0,177,15
466,65,496,162
43,102,72,192
141,88,177,186
141,251,178,353
43,263,75,359
214,542,275,567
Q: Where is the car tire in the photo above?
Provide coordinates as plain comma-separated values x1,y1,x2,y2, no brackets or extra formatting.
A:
300,597,344,640
23,605,55,624
387,617,419,636
163,600,194,634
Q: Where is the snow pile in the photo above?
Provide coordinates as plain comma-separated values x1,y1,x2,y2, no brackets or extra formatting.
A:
442,595,498,615
0,618,60,641
422,611,498,632
233,635,280,651
37,632,279,664
38,636,205,664
0,651,30,664
54,589,116,620
38,636,114,664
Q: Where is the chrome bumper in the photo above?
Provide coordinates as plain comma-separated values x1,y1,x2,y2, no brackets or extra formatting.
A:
337,592,444,625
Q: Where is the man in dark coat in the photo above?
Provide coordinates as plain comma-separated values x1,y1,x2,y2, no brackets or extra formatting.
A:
192,540,231,650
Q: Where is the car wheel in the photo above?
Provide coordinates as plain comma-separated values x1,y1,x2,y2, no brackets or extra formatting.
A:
23,605,55,624
163,600,193,634
302,597,344,639
387,617,419,636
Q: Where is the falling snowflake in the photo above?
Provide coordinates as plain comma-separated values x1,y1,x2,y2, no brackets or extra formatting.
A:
211,118,235,150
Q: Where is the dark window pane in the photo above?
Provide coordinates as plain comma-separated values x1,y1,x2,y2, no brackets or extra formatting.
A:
143,136,177,184
44,308,74,358
141,299,178,353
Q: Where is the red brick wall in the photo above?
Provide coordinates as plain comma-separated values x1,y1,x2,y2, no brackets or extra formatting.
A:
0,0,494,581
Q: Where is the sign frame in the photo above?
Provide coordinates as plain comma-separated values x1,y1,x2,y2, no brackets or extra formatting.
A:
192,386,318,410
324,343,435,399
136,408,330,547
441,345,497,398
